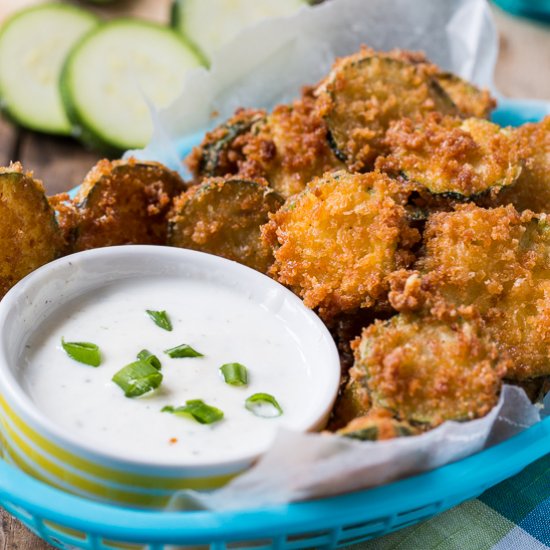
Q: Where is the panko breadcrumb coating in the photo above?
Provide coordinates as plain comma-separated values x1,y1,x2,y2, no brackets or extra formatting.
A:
169,177,284,273
376,114,521,198
390,205,550,380
495,116,550,212
337,408,418,441
74,159,186,251
0,163,63,298
262,170,420,319
433,73,496,119
350,314,508,427
186,108,266,179
315,51,457,171
186,91,342,198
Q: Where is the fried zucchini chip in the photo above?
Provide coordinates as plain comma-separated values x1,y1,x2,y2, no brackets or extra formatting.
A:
495,116,550,212
169,178,284,273
377,115,521,199
186,108,266,180
315,53,457,171
416,204,529,311
187,92,343,199
239,90,343,198
0,163,63,297
351,314,507,427
434,73,496,119
48,192,79,255
337,408,418,441
391,205,550,379
484,216,550,379
328,376,372,431
262,170,419,319
74,159,186,251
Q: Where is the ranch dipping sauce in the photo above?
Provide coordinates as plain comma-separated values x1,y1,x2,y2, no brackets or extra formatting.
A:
20,276,317,466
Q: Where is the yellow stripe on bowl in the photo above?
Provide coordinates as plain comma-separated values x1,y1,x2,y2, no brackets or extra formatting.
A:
0,396,238,496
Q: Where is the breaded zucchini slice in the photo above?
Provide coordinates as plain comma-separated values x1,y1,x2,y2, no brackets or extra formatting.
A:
74,159,186,251
262,170,420,319
186,108,266,180
435,73,496,119
484,215,550,379
337,409,418,441
416,204,529,312
0,163,63,297
328,376,372,432
377,115,521,198
239,90,343,198
168,177,284,273
495,116,550,212
392,205,550,380
351,314,507,427
315,53,457,171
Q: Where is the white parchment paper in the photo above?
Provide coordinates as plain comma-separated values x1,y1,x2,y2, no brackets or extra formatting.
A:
127,0,547,509
129,0,498,172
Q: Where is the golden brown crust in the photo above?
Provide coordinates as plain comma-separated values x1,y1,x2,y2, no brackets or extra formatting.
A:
48,193,79,255
434,73,496,119
169,177,284,273
74,158,186,251
494,116,550,212
390,205,550,379
351,314,508,427
0,163,63,298
315,51,457,171
336,408,418,440
186,108,267,180
239,89,343,198
377,114,521,198
263,170,420,319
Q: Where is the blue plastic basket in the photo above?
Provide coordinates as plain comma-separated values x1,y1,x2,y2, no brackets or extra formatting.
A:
0,97,548,550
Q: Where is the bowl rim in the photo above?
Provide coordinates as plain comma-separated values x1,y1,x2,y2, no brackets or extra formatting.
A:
0,245,341,474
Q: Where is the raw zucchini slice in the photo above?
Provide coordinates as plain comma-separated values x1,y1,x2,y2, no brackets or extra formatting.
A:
0,4,99,135
169,178,284,273
171,0,307,61
316,55,457,171
0,163,63,297
61,20,204,153
353,314,507,427
74,159,186,251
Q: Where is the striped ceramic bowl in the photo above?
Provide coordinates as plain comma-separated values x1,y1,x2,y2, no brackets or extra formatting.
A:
0,246,340,508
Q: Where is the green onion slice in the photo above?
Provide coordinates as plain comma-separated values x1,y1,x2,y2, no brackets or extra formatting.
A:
112,360,163,398
61,338,101,367
245,393,283,418
162,400,224,424
220,363,248,386
146,310,172,331
164,344,204,358
137,349,161,370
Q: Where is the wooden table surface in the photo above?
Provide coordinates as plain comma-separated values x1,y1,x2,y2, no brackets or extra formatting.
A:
0,1,548,548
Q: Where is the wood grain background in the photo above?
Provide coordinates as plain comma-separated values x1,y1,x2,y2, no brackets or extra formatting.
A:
0,1,548,548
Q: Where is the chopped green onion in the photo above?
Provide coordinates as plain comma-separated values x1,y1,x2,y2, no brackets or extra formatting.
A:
112,360,163,398
164,344,203,358
220,363,248,386
162,399,223,424
146,310,172,331
61,338,101,367
245,393,283,418
137,349,161,370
